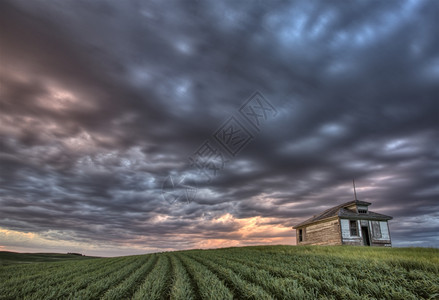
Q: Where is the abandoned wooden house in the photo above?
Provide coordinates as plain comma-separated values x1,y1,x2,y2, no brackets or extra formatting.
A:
293,200,393,246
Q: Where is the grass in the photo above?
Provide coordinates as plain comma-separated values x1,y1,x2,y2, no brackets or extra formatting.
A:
0,246,438,299
0,251,96,266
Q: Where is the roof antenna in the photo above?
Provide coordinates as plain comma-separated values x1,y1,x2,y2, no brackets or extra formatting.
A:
353,179,358,201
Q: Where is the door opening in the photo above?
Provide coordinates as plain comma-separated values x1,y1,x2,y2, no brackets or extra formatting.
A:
361,226,370,246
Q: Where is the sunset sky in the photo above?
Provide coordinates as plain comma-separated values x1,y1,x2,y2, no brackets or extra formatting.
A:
1,0,438,256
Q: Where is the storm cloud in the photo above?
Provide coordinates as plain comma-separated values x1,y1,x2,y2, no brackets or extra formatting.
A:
0,0,438,255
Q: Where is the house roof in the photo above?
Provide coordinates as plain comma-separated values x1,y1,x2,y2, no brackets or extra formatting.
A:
293,200,392,228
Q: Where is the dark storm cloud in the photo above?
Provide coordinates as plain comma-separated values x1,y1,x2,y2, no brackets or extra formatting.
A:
1,0,438,253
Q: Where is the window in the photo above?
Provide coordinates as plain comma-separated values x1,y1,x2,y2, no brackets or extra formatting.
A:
350,220,358,236
371,221,382,238
357,206,368,214
298,229,303,242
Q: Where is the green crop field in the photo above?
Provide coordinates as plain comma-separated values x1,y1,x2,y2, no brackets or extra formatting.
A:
0,251,95,266
1,246,438,300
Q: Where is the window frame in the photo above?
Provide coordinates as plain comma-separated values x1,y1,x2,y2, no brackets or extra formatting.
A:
349,220,358,236
371,221,382,238
298,229,303,242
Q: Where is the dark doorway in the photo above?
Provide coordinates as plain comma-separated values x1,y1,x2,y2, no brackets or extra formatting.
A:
361,226,370,246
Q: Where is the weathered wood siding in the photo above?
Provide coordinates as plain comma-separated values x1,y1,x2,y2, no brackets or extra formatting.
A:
297,219,342,245
345,204,357,213
340,219,350,238
370,221,392,246
341,219,363,246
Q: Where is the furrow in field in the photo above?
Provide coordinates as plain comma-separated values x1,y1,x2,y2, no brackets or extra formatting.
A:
210,251,362,299
101,254,159,300
0,257,127,299
208,250,419,300
187,251,314,300
0,261,64,282
28,256,141,299
177,253,233,300
0,257,112,288
69,255,150,299
169,254,198,300
185,252,274,300
132,254,172,300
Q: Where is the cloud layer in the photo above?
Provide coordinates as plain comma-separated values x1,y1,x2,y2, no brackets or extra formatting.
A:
1,0,438,255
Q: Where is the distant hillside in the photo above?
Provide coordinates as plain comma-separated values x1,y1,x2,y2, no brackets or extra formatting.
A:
0,251,96,265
